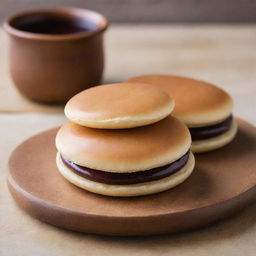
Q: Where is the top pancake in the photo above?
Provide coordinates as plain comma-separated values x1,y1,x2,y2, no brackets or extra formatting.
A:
65,83,175,129
126,75,233,127
55,116,191,172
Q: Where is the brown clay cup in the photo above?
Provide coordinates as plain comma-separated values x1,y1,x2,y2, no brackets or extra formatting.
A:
4,8,108,103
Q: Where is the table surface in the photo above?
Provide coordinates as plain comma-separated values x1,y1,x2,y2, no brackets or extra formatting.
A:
1,25,256,256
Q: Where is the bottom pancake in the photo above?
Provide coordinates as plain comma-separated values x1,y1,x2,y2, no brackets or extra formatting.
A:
191,120,237,153
56,152,195,197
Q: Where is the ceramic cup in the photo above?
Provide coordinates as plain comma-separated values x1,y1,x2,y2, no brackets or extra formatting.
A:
4,8,108,103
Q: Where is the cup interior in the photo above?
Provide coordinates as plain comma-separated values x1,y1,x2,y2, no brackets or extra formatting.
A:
7,8,107,36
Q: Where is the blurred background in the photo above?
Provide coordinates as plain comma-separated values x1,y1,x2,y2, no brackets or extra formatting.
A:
1,0,256,23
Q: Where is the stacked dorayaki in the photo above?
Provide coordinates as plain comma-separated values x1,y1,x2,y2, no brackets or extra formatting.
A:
55,83,195,197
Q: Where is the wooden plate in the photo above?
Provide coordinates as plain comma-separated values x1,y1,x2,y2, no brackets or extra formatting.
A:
8,118,256,236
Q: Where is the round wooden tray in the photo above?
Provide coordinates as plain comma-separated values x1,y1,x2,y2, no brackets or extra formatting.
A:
8,118,256,236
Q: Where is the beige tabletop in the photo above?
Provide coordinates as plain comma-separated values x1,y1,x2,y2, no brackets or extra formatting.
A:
1,25,256,255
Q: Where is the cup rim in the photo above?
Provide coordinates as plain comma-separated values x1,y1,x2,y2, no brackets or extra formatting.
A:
3,7,108,41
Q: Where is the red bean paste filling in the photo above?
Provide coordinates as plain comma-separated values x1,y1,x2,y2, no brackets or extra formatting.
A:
189,115,233,141
61,151,189,185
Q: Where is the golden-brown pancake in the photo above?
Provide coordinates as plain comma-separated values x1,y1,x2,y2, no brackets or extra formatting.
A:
65,83,175,129
55,116,191,172
126,74,233,127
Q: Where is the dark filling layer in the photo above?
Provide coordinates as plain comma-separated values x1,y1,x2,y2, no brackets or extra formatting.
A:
61,152,189,185
189,115,233,141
